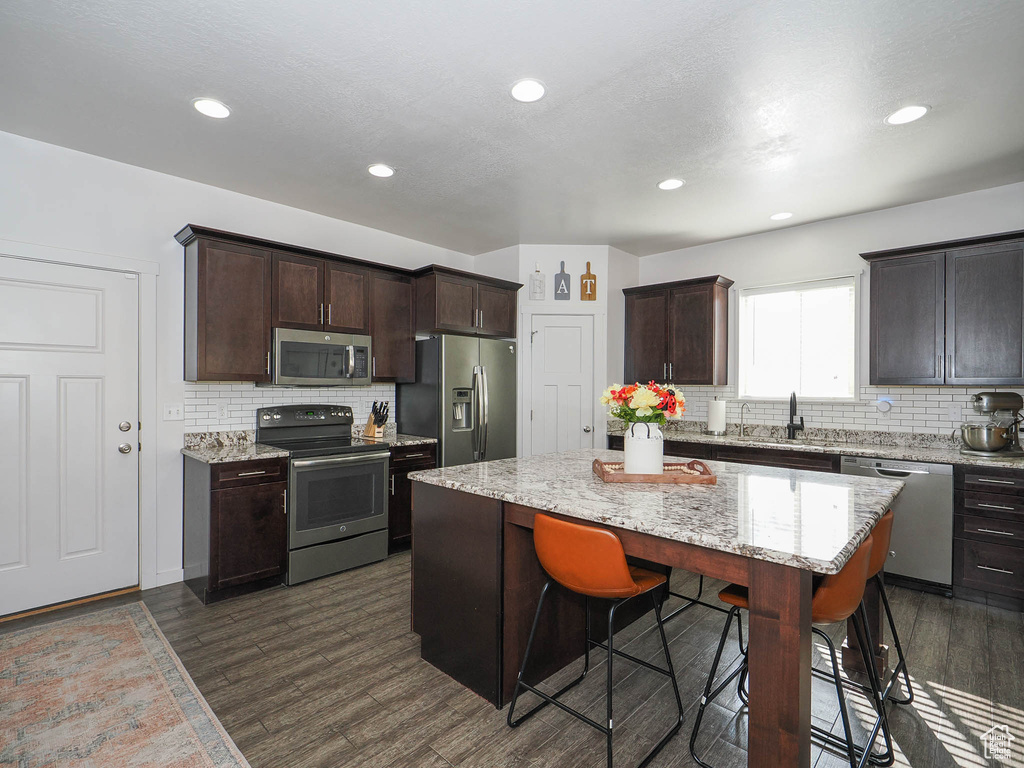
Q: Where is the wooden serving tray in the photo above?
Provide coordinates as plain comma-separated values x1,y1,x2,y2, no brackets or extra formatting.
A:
592,458,717,484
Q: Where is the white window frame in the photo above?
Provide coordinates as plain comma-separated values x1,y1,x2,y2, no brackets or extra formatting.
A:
737,275,860,402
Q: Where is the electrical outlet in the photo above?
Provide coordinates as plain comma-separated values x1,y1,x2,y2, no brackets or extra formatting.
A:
163,403,184,421
948,403,961,422
218,404,230,419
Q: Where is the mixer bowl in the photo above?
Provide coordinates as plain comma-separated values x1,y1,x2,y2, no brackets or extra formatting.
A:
961,423,1010,452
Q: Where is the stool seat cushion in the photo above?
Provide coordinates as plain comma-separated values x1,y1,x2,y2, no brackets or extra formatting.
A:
717,584,749,609
628,565,668,595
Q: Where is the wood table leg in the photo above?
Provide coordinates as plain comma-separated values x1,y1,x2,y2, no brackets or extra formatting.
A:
747,561,813,768
841,574,889,676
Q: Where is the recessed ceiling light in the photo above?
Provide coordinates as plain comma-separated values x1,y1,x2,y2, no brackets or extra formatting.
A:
884,105,929,125
657,178,685,191
368,163,395,178
770,212,793,221
510,79,546,103
192,98,230,119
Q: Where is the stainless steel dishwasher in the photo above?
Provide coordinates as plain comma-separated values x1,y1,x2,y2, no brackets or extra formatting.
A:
841,456,953,587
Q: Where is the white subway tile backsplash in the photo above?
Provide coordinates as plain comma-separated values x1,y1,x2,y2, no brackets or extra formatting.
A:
184,382,398,433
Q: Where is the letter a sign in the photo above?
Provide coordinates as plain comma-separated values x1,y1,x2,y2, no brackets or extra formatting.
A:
554,261,570,301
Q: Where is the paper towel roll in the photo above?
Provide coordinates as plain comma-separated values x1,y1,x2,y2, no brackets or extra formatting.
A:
707,400,727,434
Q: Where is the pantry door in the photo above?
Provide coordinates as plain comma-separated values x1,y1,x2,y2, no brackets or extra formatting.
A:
530,314,595,456
0,256,140,616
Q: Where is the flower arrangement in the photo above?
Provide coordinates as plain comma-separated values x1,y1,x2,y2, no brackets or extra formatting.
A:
600,381,685,424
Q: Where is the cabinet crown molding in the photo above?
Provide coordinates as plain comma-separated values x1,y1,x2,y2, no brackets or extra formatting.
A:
622,274,734,296
861,229,1024,261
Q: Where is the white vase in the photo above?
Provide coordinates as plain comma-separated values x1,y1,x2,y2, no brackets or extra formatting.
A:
623,422,664,474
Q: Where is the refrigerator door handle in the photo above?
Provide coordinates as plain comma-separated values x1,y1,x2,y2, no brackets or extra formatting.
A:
480,364,490,461
472,365,483,461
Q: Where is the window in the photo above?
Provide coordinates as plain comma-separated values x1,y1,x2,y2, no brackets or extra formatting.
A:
738,276,856,399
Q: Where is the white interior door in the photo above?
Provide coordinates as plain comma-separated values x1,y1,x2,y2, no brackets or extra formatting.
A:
0,257,140,616
530,315,595,456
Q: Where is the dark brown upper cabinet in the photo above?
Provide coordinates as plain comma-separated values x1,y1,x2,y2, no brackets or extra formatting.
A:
623,275,732,385
272,253,369,334
183,237,272,382
863,230,1024,386
414,266,521,339
369,271,415,381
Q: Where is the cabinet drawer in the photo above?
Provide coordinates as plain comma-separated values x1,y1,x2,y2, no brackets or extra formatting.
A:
955,538,1024,598
959,469,1024,495
390,444,437,468
211,458,289,489
664,441,714,461
958,490,1024,521
957,514,1024,546
712,445,840,473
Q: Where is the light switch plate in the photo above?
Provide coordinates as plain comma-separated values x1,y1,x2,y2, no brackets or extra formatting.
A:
163,403,184,421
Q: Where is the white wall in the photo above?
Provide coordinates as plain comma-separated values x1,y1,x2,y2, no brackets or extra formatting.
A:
0,130,473,587
606,247,639,384
638,182,1024,433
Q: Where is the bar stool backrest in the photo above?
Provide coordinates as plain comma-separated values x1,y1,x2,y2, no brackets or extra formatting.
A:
534,514,641,599
811,535,874,624
867,511,894,578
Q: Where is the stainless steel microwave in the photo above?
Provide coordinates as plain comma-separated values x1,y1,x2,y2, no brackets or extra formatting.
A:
268,328,372,386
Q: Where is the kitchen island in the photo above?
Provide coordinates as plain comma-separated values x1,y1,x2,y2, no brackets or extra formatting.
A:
409,449,904,768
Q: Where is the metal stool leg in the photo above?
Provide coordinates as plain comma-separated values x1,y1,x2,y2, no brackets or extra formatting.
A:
690,606,745,768
875,575,913,705
664,575,731,623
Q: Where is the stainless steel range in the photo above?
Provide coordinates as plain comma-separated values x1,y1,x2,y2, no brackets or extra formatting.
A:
256,405,389,584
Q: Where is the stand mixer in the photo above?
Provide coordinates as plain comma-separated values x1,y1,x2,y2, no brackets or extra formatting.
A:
959,391,1024,457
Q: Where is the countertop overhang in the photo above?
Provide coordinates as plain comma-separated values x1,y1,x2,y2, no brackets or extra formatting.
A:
410,449,904,575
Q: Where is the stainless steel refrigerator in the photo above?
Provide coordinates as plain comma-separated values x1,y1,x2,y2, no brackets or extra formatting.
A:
397,336,517,467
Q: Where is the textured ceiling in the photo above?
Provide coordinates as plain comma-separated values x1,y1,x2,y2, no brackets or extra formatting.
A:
2,0,1023,256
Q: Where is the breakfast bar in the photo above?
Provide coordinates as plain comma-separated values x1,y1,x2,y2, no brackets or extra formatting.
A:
410,449,904,767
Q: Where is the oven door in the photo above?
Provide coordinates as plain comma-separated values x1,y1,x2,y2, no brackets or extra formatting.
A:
288,452,389,548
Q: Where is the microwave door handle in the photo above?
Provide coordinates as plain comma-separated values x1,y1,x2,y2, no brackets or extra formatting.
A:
480,365,490,461
348,346,355,377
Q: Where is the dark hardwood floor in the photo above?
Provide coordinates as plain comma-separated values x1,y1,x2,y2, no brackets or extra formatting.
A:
45,554,1023,767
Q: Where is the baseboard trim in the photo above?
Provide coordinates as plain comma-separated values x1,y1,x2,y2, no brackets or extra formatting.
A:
156,568,184,587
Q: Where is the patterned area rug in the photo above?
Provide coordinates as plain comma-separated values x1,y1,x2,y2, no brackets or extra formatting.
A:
0,602,250,767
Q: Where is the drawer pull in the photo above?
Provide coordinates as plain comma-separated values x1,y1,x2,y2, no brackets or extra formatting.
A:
975,477,1015,485
977,528,1015,537
236,470,267,477
977,564,1014,575
400,453,427,459
977,502,1016,511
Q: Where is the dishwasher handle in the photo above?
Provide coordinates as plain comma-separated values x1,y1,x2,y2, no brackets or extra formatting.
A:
874,467,929,478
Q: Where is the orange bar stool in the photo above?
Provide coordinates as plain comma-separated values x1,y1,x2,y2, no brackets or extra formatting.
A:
689,535,895,768
506,514,685,768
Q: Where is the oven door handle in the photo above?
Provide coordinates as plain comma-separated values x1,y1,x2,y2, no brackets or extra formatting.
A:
292,452,390,468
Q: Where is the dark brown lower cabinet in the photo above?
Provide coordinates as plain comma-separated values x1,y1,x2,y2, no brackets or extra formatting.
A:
388,443,437,553
184,457,288,604
954,465,1024,610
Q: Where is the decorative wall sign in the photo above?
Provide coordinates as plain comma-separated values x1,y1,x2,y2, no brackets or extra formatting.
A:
529,262,545,300
554,261,570,300
580,261,597,301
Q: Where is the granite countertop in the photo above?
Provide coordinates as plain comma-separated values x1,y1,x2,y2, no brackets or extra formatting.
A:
182,430,437,464
409,449,904,575
607,422,1024,469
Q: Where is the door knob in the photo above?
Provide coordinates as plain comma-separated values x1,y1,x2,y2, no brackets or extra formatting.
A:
583,426,592,433
118,443,132,454
118,421,132,432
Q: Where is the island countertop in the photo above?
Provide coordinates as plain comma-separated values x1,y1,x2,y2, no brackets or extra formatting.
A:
409,449,904,574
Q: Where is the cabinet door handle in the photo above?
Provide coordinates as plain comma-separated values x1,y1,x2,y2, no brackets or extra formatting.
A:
977,564,1014,575
664,363,668,379
390,476,395,494
328,304,332,325
976,477,1015,485
283,490,287,514
947,354,952,378
937,354,942,377
977,528,1015,537
669,362,673,380
236,470,267,477
372,356,376,376
266,352,271,375
977,502,1017,511
320,303,325,325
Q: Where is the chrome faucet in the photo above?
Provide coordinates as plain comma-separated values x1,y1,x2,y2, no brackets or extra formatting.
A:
739,402,751,437
786,391,805,440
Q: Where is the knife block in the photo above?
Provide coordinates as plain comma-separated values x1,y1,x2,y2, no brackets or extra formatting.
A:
363,415,385,439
